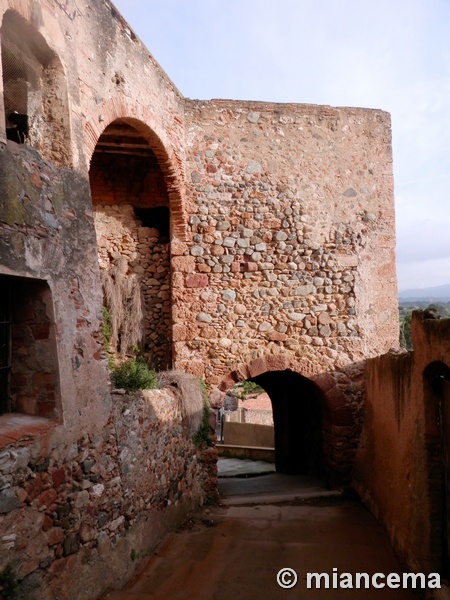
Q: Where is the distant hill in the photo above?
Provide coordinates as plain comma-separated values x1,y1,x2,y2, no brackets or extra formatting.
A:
399,283,450,302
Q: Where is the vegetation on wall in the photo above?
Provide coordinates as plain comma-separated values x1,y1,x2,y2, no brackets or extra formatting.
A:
110,356,157,390
0,564,18,599
399,302,450,350
193,380,213,449
231,380,264,400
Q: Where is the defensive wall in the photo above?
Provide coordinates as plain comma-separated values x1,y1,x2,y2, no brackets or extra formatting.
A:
355,312,450,578
0,0,404,597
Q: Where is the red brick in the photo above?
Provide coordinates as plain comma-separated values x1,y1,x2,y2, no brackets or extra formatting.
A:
42,515,53,531
49,557,66,575
30,323,50,340
47,527,64,546
15,395,38,416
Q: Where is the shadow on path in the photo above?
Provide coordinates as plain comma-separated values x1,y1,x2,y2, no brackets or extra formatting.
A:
102,459,419,599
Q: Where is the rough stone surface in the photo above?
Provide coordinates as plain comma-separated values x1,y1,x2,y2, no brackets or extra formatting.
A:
0,0,401,596
0,389,216,599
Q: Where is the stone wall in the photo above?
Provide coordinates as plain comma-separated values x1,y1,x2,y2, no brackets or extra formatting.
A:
354,312,450,575
93,204,172,368
0,0,404,593
176,100,398,392
0,388,217,600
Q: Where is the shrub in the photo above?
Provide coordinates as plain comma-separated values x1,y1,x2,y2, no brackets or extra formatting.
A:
232,379,264,400
111,357,157,390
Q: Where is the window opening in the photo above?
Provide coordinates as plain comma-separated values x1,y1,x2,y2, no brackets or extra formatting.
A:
1,10,71,164
0,274,60,419
134,206,170,240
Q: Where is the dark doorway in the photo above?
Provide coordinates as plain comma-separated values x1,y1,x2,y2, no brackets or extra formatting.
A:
251,369,324,477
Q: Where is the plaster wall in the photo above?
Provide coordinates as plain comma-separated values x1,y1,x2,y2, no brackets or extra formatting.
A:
354,313,450,574
223,421,275,448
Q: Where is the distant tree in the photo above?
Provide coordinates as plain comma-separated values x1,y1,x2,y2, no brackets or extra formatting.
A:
399,311,412,350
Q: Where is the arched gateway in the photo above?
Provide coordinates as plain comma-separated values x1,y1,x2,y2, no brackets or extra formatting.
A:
214,355,355,484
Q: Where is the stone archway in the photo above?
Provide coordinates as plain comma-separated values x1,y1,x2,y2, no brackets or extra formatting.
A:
215,355,355,484
85,102,187,240
89,117,177,369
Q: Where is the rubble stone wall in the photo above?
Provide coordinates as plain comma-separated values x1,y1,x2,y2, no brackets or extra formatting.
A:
93,204,172,369
0,388,217,600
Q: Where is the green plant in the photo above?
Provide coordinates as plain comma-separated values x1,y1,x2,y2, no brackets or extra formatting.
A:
203,494,218,507
232,380,264,400
0,564,19,599
102,305,112,349
111,357,157,390
130,549,139,561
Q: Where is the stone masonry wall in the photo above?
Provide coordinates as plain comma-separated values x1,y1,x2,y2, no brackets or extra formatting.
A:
0,388,217,600
94,204,172,368
175,100,398,390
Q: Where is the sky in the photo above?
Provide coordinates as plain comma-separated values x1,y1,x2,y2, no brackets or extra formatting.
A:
112,0,450,292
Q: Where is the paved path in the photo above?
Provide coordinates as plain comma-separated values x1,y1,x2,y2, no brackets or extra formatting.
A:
102,462,421,599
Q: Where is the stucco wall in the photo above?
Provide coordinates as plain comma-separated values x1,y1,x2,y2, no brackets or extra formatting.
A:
354,312,450,574
223,421,274,448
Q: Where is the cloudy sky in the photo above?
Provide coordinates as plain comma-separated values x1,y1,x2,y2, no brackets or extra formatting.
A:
112,0,450,292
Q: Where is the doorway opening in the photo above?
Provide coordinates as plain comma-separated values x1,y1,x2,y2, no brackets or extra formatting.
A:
220,369,325,478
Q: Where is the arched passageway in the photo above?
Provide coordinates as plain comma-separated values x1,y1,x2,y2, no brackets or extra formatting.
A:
250,370,325,477
89,118,172,369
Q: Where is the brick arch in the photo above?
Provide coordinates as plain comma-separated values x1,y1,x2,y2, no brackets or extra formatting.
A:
85,99,187,240
216,354,353,428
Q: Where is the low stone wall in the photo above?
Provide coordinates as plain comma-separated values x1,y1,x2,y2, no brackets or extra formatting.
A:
0,389,217,600
217,445,275,463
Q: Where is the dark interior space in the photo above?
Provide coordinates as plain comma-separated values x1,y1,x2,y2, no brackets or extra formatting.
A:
251,369,325,477
134,206,170,240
